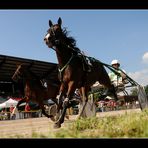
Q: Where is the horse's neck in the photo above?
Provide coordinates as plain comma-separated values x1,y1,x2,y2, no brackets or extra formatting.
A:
55,46,72,67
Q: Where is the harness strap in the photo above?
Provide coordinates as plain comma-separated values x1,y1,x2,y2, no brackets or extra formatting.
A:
58,54,74,82
67,45,92,71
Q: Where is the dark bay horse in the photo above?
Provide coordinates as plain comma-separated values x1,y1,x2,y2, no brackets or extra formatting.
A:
12,63,60,121
44,17,118,128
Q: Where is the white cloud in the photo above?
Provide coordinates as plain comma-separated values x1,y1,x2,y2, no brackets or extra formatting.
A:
142,52,148,64
124,52,148,88
128,69,148,86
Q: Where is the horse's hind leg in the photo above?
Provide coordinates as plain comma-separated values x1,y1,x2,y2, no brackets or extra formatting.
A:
54,91,65,121
100,86,117,101
107,84,119,101
111,84,118,101
77,86,90,118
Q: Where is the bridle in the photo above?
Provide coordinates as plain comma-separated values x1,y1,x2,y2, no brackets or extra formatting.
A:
48,25,61,47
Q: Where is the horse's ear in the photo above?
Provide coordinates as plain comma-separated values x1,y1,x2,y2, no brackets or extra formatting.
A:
58,17,62,26
49,20,53,27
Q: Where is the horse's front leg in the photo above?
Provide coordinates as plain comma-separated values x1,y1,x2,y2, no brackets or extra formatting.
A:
54,91,65,128
54,82,76,128
54,96,70,128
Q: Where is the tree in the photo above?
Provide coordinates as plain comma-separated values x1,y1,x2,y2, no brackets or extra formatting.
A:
130,87,138,96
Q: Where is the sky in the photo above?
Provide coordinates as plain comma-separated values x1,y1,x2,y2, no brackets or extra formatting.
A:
0,10,148,86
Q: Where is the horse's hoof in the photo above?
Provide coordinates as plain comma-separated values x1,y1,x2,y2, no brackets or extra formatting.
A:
65,115,69,120
50,116,55,122
48,114,54,118
48,115,55,122
53,123,61,128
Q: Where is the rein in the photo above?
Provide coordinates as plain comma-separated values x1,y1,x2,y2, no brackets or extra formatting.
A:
100,61,139,87
78,56,139,87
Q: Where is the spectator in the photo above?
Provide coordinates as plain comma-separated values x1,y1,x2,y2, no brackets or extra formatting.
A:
10,104,14,113
10,105,15,120
25,103,31,118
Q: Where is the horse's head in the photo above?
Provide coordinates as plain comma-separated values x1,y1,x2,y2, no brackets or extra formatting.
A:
12,63,28,82
44,17,63,48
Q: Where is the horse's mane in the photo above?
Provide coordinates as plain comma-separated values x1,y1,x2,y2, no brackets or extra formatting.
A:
62,27,77,48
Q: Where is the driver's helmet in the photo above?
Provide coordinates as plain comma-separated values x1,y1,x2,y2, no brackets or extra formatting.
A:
111,59,120,66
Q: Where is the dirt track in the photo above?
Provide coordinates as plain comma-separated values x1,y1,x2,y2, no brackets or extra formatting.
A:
0,108,141,138
0,114,77,138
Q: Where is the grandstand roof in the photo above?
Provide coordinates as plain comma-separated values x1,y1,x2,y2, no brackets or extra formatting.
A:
0,54,59,82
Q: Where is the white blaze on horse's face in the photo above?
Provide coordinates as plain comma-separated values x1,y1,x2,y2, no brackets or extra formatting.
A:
44,33,50,41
